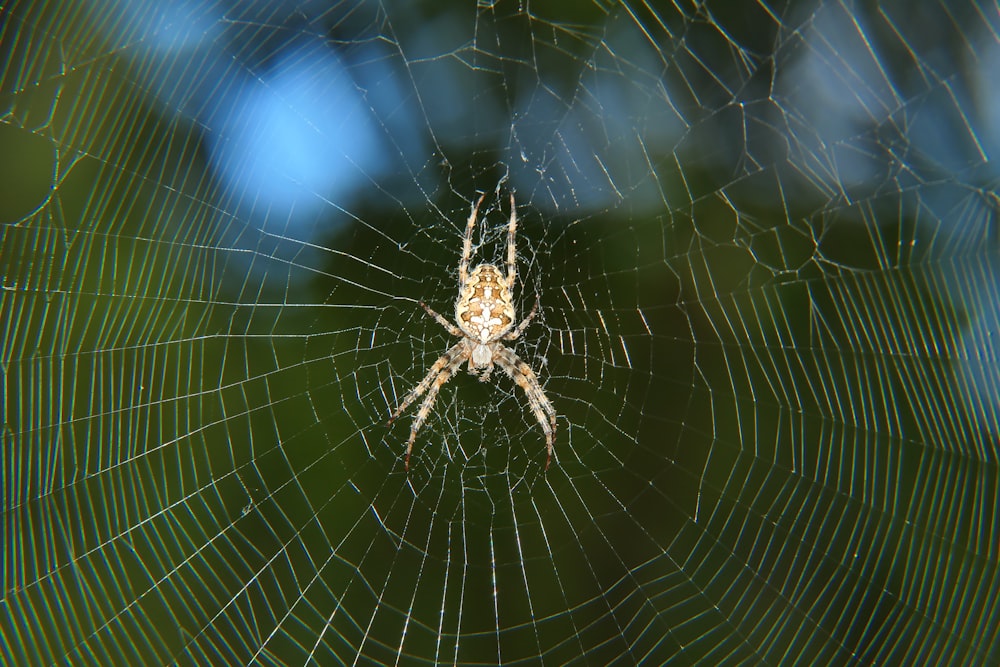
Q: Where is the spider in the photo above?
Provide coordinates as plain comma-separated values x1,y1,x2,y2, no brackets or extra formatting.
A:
388,192,556,471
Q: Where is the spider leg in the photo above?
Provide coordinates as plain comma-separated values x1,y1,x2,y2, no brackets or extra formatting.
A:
403,363,457,471
459,193,486,287
506,192,518,290
504,296,539,341
495,346,557,470
421,301,463,338
388,342,467,469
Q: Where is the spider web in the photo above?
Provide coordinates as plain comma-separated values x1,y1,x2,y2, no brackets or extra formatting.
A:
2,0,999,665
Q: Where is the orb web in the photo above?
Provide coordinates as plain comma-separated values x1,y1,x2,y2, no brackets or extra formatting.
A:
1,1,998,665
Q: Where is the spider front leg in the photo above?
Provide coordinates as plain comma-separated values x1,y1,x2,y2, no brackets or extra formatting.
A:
495,345,557,470
402,364,456,471
388,342,466,469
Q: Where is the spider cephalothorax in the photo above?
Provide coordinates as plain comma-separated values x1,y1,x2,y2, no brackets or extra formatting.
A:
388,193,556,471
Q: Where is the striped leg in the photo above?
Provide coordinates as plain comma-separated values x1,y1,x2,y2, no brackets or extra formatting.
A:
388,342,466,469
495,346,557,469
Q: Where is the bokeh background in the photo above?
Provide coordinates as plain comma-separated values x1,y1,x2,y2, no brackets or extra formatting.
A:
2,1,998,665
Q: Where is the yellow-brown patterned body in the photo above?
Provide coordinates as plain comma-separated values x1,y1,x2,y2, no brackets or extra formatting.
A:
455,265,516,348
388,193,556,471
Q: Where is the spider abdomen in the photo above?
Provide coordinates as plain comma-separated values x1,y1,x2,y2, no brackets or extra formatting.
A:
455,264,514,344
